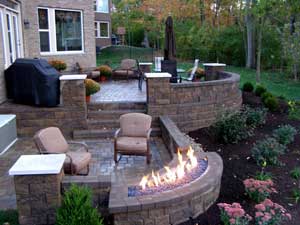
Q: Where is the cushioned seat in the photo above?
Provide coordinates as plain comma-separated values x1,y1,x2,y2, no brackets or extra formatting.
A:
34,127,91,175
116,137,147,152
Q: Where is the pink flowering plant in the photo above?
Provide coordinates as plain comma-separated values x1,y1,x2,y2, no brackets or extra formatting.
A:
255,199,291,225
217,203,252,225
243,178,277,203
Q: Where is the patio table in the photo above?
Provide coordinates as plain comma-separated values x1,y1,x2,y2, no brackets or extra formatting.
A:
153,68,185,73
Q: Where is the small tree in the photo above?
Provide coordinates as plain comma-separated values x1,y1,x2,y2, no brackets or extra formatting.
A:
283,22,300,81
56,184,103,225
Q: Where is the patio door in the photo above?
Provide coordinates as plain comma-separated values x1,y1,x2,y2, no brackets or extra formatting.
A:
0,5,23,68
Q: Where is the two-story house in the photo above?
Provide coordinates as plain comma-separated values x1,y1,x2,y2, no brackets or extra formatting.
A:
94,0,112,49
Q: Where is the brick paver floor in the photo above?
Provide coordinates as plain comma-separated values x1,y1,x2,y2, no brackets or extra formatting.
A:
91,80,146,103
0,137,171,209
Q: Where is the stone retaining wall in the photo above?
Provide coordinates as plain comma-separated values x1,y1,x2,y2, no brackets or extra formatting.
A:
147,71,242,132
0,79,87,137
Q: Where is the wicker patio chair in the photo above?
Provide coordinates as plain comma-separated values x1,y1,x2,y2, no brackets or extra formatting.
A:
112,59,138,80
34,127,91,175
114,113,152,164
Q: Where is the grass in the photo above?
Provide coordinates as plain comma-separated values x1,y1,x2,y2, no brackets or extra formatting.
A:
97,46,300,100
0,210,19,225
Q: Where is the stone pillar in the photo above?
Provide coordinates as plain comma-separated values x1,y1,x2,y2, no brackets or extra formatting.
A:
9,154,66,225
145,73,172,121
203,63,226,81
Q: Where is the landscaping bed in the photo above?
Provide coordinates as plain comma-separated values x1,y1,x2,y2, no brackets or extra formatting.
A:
185,94,300,225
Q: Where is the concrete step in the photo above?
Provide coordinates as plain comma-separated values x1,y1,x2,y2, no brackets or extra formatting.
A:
87,119,119,129
88,102,146,111
87,109,147,120
73,127,161,139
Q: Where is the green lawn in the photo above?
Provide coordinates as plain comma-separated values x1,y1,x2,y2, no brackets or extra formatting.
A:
97,46,300,101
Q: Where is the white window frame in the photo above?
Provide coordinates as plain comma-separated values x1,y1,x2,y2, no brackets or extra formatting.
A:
38,7,84,56
95,21,110,39
0,3,23,68
94,0,109,13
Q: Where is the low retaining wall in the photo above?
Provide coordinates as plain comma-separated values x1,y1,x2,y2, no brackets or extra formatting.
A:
0,77,87,137
147,71,242,132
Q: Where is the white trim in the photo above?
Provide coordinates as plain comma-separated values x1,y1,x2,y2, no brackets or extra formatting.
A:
0,138,17,156
0,9,8,68
95,21,110,39
37,7,84,55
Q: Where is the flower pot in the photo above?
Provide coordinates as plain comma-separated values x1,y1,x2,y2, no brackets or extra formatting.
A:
86,95,91,103
100,76,106,82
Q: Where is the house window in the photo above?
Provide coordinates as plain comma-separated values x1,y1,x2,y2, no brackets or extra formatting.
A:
95,21,109,38
94,0,109,13
38,8,84,54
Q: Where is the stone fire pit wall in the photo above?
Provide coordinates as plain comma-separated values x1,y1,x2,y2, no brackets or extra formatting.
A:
146,71,242,132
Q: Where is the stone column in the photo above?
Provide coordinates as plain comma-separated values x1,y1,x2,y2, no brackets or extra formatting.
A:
9,154,66,225
203,63,226,81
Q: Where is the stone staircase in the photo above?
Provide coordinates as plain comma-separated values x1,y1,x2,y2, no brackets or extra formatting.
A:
73,102,161,139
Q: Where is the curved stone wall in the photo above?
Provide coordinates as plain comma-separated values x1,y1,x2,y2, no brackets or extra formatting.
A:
146,71,242,132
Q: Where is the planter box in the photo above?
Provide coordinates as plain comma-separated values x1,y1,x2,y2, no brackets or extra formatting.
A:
0,115,17,155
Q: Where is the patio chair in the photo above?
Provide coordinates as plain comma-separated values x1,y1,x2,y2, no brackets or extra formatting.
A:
182,59,199,81
33,127,91,175
112,59,138,80
114,113,152,164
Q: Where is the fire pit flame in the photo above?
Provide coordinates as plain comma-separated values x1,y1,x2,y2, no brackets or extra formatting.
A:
139,146,198,190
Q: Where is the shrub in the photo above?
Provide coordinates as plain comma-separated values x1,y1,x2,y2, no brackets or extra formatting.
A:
288,101,300,120
217,203,252,225
263,96,279,112
49,60,67,71
290,167,300,180
85,79,100,96
211,111,250,144
255,171,272,181
0,210,19,225
255,85,267,97
243,178,277,203
292,188,300,204
255,199,291,225
187,67,205,78
243,106,267,128
272,124,297,145
96,65,112,78
261,92,274,103
251,137,286,166
56,184,103,225
242,82,254,92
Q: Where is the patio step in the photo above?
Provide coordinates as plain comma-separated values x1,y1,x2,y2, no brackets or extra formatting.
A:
73,127,161,139
87,109,147,120
88,102,147,111
87,119,160,130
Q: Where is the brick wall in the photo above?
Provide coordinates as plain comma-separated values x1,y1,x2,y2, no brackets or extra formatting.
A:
147,72,242,132
0,79,88,137
20,0,96,71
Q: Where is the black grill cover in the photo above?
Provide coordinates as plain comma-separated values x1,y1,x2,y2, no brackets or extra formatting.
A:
5,58,60,107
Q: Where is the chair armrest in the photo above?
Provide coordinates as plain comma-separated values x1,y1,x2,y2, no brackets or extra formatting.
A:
146,128,152,140
65,153,74,174
68,141,89,152
114,128,121,139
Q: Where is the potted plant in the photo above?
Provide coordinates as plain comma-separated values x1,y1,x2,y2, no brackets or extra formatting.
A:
96,65,112,82
48,60,67,72
85,79,100,103
187,67,205,81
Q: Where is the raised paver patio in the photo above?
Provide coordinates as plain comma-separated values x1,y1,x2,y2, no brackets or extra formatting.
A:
91,80,146,103
0,137,171,210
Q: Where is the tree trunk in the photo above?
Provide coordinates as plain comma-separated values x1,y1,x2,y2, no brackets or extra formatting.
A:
293,64,298,81
199,0,205,24
245,0,256,69
256,18,264,83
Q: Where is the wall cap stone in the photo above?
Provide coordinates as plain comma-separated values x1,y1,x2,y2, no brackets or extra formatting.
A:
145,73,172,78
60,74,87,80
9,154,66,175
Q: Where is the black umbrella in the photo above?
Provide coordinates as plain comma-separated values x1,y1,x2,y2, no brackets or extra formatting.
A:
164,16,176,61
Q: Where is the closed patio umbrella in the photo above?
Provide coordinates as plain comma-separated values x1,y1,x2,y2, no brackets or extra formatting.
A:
164,16,176,61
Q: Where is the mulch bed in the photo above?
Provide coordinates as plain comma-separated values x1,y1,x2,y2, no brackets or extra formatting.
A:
182,94,300,225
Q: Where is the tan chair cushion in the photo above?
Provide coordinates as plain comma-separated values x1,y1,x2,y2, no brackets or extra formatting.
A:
120,113,152,137
116,137,147,152
34,127,69,154
65,151,92,174
113,70,136,76
120,59,136,69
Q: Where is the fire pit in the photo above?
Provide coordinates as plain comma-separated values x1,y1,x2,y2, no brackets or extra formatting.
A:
128,147,209,197
109,149,223,225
